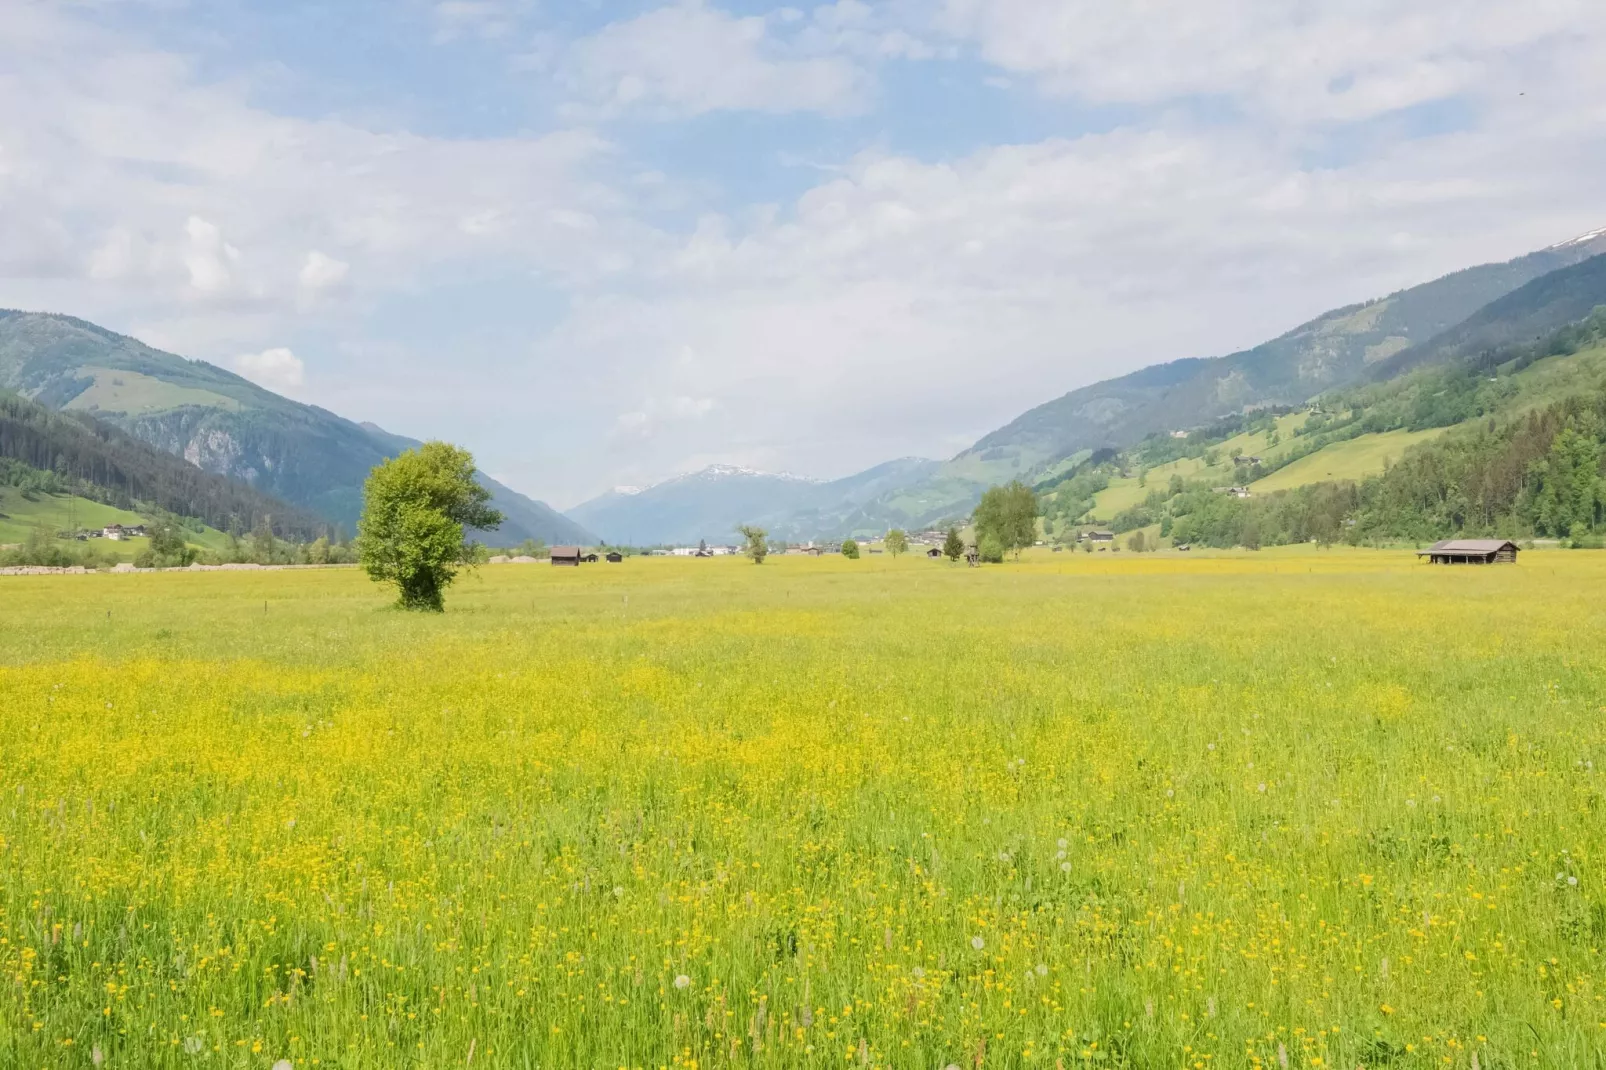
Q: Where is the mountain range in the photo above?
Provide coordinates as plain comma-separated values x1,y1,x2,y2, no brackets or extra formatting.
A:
567,457,941,546
0,311,594,546
4,226,1604,550
567,228,1606,543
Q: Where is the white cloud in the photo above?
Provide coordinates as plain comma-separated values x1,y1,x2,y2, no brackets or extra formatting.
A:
612,393,718,441
298,251,350,294
182,216,240,295
432,1,522,43
935,0,1606,124
556,1,868,118
4,0,1606,512
234,347,305,392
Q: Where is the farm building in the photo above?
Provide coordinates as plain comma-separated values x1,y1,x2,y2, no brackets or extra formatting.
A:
606,551,623,563
583,553,600,563
1416,539,1519,565
926,547,943,558
1083,530,1115,544
550,546,582,567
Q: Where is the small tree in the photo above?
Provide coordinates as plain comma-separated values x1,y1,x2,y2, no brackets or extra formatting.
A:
1127,530,1147,553
738,524,768,564
358,441,502,611
942,527,964,563
978,533,1004,563
148,516,197,568
884,529,908,558
974,480,1040,560
250,518,277,564
841,538,860,560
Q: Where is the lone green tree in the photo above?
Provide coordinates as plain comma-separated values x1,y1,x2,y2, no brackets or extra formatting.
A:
738,524,768,564
841,538,860,560
884,529,908,557
942,527,964,563
974,480,1040,560
358,442,502,611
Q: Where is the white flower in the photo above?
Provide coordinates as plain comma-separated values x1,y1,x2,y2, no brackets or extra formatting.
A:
1057,838,1068,849
613,886,625,898
1060,862,1071,873
970,936,985,951
1035,963,1048,976
673,974,691,989
1568,876,1579,886
272,1062,293,1070
1257,783,1267,793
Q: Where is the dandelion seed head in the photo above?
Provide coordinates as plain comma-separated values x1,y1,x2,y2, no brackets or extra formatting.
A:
673,974,691,989
970,936,984,950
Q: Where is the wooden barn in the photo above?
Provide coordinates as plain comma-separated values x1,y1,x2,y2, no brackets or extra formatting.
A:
550,546,582,567
606,551,623,563
1417,539,1519,565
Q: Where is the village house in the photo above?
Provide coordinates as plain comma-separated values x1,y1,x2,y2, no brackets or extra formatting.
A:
550,546,582,567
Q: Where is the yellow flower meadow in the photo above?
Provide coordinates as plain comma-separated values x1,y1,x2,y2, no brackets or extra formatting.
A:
1,547,1604,1067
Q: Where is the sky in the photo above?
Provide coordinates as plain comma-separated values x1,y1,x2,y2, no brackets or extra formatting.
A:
2,0,1605,509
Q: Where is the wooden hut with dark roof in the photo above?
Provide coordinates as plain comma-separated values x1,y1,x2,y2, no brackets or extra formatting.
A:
550,546,582,567
1416,539,1519,565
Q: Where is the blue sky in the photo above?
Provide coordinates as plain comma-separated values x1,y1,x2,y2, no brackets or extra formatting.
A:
2,0,1604,508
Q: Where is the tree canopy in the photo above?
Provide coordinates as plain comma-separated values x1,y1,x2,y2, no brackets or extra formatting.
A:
738,524,768,564
358,442,501,611
942,527,964,562
884,529,908,557
974,480,1040,560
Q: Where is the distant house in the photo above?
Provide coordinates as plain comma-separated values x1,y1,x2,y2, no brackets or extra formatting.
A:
794,546,822,556
103,525,125,541
606,551,623,563
1175,543,1192,552
1085,530,1115,543
1417,539,1519,565
926,547,943,558
550,546,582,567
582,553,599,563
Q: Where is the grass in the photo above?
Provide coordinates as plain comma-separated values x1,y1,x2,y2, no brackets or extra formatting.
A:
1087,414,1310,518
3,550,1605,1068
0,487,232,559
0,487,148,547
62,367,241,417
1249,428,1451,494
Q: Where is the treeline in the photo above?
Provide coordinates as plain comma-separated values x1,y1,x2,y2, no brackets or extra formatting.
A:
0,390,323,540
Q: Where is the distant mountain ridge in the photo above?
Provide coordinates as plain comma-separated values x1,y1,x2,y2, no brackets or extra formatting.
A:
567,457,939,545
0,311,594,546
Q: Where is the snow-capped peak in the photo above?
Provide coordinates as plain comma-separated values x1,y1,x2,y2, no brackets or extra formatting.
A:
1552,225,1606,249
611,485,644,496
694,464,819,483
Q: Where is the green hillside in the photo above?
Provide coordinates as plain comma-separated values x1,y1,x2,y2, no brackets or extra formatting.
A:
844,230,1606,532
0,486,230,560
1039,308,1606,549
0,311,595,546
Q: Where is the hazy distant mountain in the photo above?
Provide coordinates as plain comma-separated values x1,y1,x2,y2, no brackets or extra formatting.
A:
850,226,1606,530
0,310,594,546
567,457,940,545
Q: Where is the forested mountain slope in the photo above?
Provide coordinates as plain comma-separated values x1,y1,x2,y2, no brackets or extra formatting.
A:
851,228,1606,533
1,388,323,539
0,311,593,545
